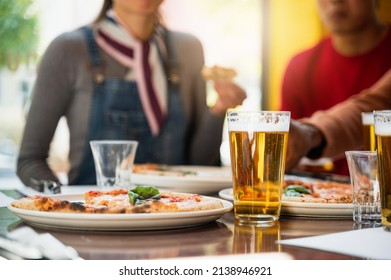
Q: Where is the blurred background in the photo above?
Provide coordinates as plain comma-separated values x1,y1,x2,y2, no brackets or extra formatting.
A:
0,0,390,176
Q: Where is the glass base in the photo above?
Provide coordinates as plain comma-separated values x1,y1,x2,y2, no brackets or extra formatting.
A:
353,216,382,224
353,205,381,224
353,221,382,230
235,214,279,226
384,226,391,232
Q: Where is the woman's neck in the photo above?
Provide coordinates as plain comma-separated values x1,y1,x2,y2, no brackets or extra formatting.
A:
114,8,156,41
332,23,388,56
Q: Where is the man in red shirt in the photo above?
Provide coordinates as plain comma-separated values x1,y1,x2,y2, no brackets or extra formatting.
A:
285,68,391,173
281,0,391,175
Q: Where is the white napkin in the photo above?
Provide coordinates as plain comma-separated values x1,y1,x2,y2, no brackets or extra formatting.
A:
7,227,81,260
277,227,391,259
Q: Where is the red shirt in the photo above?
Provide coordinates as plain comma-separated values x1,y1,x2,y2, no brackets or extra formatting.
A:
281,27,391,175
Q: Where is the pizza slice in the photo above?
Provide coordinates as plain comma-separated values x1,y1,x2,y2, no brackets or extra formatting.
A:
311,182,353,203
201,65,237,81
282,180,352,203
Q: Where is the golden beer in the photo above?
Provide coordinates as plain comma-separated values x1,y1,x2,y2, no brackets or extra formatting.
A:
374,111,391,230
227,111,290,224
362,124,376,151
362,112,376,151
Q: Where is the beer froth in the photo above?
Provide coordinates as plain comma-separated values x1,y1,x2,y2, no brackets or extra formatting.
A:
227,111,290,132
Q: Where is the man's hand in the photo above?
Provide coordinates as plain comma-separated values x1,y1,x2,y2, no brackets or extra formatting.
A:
286,121,325,172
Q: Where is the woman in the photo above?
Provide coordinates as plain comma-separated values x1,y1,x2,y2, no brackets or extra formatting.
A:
17,0,245,186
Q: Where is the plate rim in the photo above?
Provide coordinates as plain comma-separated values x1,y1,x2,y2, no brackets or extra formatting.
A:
7,193,233,231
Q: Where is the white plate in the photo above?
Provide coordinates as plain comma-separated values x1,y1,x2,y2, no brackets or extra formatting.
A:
218,188,353,219
132,165,232,194
8,194,233,231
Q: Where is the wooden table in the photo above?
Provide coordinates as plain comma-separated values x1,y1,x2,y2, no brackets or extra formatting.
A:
4,211,359,260
0,173,362,260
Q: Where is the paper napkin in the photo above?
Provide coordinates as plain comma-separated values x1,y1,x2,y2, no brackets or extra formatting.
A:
278,227,391,259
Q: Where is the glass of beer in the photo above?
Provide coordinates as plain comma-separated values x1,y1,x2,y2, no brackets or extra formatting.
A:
374,110,391,231
227,110,290,224
362,112,376,151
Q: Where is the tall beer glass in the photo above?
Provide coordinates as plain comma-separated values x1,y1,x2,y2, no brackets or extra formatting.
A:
227,110,290,224
374,110,391,231
362,112,376,151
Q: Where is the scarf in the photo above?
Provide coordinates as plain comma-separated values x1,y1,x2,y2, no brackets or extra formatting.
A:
95,10,167,136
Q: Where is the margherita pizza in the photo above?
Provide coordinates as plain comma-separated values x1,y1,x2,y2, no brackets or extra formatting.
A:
283,179,352,204
11,186,223,214
133,164,197,177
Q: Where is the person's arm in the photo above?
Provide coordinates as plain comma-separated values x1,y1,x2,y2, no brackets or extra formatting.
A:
285,122,326,172
172,32,236,165
186,37,225,165
286,68,391,172
17,34,75,186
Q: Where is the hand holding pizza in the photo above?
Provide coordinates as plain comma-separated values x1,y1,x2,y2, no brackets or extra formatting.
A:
201,65,246,116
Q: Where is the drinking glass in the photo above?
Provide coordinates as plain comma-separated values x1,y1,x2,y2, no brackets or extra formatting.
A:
345,151,381,225
374,110,391,231
90,140,138,190
227,110,290,224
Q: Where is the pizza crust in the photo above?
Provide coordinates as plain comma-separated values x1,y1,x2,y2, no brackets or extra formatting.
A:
201,65,237,81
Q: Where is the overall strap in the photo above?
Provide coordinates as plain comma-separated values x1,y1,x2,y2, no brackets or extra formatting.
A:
81,26,105,84
156,28,180,87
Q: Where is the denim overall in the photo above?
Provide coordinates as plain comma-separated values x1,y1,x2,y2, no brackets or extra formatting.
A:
74,27,186,185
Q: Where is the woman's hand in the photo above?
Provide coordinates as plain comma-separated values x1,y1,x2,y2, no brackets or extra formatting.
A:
210,80,246,115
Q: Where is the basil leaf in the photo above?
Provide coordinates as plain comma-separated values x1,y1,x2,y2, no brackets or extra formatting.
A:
128,192,140,205
131,185,160,199
286,185,311,194
182,171,197,175
128,185,161,205
156,167,170,172
284,189,302,197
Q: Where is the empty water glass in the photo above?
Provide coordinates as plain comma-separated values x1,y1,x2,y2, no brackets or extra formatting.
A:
345,151,381,225
90,140,138,190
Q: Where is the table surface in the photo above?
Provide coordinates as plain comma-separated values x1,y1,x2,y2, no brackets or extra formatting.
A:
0,171,364,260
41,212,362,260
1,199,362,260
